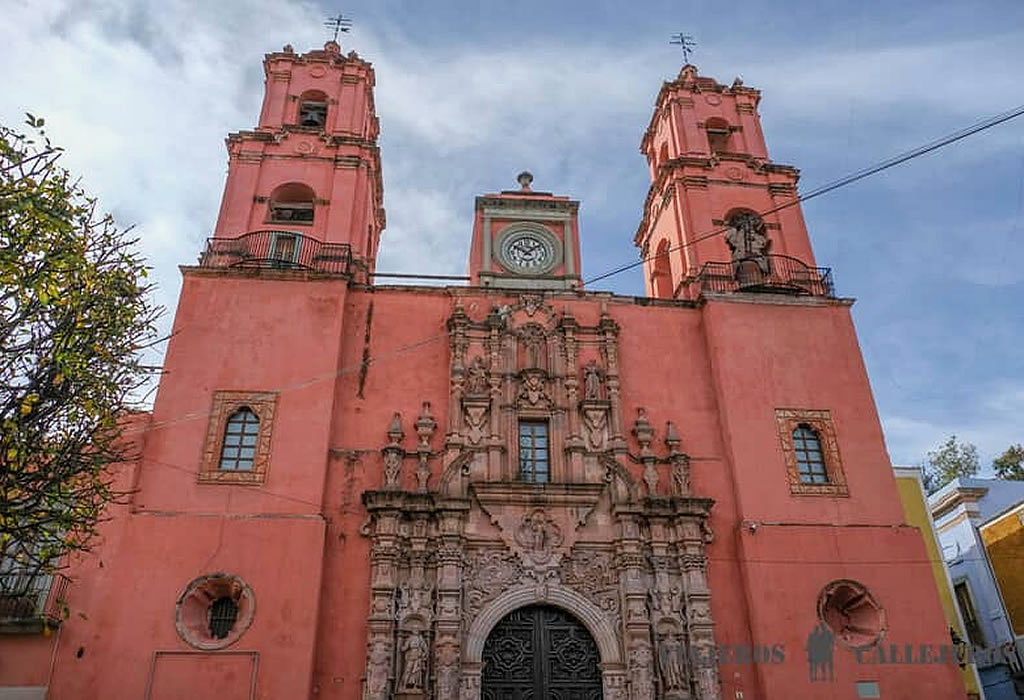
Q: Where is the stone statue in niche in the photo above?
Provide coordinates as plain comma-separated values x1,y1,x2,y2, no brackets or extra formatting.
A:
583,360,604,401
399,631,427,690
657,634,688,692
725,211,771,275
465,356,489,396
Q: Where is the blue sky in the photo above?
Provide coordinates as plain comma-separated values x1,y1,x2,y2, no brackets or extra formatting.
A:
3,0,1023,469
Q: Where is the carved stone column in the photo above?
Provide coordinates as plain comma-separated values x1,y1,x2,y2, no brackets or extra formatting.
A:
434,507,467,700
675,513,719,700
363,501,401,700
615,509,655,700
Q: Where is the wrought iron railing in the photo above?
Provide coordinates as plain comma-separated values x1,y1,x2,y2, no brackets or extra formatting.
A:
692,254,835,298
0,572,70,626
199,230,352,275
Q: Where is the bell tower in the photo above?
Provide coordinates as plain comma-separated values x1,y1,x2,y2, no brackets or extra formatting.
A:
635,64,822,300
211,41,385,275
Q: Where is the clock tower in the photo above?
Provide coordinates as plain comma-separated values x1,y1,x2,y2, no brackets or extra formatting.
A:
467,171,583,289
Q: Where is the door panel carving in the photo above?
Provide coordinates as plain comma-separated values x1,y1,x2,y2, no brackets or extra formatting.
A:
482,606,602,700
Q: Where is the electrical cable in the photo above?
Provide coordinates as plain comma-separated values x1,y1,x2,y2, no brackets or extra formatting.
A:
585,101,1024,286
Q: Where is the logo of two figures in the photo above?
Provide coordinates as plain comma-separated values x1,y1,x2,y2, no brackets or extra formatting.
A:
806,622,835,682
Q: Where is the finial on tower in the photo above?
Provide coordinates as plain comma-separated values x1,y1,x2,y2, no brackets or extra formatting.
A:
669,33,697,65
517,171,534,192
324,12,353,44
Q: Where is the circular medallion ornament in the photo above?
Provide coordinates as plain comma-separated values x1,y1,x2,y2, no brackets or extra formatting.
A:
295,141,315,155
726,166,744,181
497,228,559,275
309,66,327,78
704,94,722,106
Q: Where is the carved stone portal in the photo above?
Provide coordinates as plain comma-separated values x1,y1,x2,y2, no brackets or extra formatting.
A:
360,297,719,700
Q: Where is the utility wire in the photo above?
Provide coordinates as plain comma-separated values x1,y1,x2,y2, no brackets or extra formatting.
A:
129,102,1024,435
586,102,1024,286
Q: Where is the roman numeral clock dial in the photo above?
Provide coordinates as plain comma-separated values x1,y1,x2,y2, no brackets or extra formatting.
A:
500,231,556,274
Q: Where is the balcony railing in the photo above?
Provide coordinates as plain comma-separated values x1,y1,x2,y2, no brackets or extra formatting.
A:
692,254,835,298
199,230,352,275
0,572,70,628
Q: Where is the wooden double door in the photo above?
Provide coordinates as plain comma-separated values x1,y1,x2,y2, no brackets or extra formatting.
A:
481,605,603,700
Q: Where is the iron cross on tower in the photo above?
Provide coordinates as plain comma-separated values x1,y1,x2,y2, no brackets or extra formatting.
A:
670,33,697,64
324,13,353,43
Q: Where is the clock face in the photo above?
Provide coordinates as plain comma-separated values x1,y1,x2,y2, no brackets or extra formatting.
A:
502,232,555,273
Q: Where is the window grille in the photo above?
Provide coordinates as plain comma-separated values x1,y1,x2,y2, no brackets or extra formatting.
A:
518,421,550,483
220,408,260,471
793,424,828,484
208,596,239,640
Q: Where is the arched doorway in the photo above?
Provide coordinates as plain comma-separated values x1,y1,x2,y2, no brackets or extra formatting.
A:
481,605,602,700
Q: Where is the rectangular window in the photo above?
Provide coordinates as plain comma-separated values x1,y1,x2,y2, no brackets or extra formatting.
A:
518,420,549,483
954,581,985,647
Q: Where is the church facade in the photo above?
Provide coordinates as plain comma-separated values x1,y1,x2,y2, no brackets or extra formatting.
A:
0,42,971,700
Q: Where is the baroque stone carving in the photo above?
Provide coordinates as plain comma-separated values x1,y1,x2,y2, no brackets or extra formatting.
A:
356,298,721,700
463,404,488,445
725,210,771,275
517,369,550,407
399,631,428,690
365,638,392,699
628,642,656,700
583,360,604,400
657,634,688,693
582,407,609,450
514,509,564,567
435,640,460,698
465,356,489,396
561,548,621,630
464,548,524,620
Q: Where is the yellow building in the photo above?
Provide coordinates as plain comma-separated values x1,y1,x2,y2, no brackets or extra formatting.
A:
980,501,1024,638
894,466,984,699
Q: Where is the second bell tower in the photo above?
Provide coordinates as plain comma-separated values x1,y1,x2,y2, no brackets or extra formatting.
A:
635,65,821,300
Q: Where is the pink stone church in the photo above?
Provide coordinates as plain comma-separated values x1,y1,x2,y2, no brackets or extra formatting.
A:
0,41,970,700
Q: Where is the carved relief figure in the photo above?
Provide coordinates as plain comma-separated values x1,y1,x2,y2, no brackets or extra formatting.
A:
398,578,432,619
671,455,690,497
366,640,391,698
399,631,427,690
629,642,656,700
383,449,402,489
514,509,564,566
436,642,460,698
465,356,489,395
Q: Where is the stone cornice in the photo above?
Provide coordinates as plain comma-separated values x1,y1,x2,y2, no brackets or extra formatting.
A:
475,196,579,215
640,68,762,153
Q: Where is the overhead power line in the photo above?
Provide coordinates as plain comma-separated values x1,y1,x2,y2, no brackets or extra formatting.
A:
585,101,1024,286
